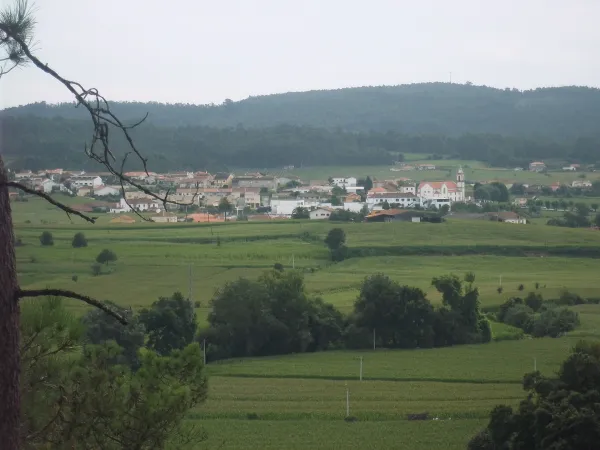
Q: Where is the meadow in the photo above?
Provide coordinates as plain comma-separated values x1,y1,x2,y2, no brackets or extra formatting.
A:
11,195,600,449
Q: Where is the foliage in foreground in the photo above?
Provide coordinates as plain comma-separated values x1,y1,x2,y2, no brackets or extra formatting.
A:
20,297,208,450
469,340,600,450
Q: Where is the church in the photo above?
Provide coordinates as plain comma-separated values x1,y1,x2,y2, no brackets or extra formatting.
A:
417,167,465,202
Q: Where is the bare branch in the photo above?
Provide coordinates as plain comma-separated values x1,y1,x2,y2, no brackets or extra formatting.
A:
16,289,127,325
4,181,96,223
0,20,201,217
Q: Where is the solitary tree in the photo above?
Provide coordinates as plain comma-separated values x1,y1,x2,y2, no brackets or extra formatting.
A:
39,231,53,246
96,249,118,265
71,232,88,248
0,3,196,444
291,206,310,219
325,228,346,251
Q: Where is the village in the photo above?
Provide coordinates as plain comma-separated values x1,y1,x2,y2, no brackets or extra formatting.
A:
7,160,594,225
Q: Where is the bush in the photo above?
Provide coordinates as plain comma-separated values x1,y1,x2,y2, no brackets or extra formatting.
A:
532,307,579,338
503,305,534,333
72,275,78,282
524,292,544,312
558,289,585,306
497,286,503,294
39,231,54,246
331,245,349,262
91,263,102,276
273,262,284,272
246,413,259,420
72,232,88,248
96,249,117,265
517,284,525,291
14,237,23,247
194,301,201,308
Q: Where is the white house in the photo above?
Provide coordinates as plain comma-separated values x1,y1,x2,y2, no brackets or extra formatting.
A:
529,161,546,172
110,197,160,213
331,177,357,188
40,179,58,193
343,202,366,213
270,197,305,216
70,175,103,188
366,192,420,209
399,185,416,194
562,166,577,172
94,186,120,196
309,207,334,220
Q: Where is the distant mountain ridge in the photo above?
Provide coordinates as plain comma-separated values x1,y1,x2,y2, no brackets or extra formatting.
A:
4,83,600,140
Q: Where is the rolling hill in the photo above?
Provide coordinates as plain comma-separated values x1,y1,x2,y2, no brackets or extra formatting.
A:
5,83,600,140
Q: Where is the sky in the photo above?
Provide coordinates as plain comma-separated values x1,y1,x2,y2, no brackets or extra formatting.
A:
1,0,599,108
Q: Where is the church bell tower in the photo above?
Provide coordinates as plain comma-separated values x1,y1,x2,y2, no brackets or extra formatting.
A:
456,166,465,201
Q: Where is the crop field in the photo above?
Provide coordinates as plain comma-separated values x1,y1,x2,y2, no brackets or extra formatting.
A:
11,195,600,449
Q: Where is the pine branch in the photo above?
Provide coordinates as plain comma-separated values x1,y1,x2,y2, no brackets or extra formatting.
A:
16,289,127,325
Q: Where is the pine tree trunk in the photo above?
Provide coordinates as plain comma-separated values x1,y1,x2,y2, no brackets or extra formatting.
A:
0,155,20,450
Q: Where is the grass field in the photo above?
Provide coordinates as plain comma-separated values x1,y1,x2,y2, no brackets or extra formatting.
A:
11,194,600,449
284,161,600,186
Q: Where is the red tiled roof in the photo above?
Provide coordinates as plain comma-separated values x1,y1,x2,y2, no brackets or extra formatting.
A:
418,181,457,191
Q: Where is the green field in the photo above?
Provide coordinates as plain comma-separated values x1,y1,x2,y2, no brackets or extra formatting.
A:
12,194,600,449
284,161,600,186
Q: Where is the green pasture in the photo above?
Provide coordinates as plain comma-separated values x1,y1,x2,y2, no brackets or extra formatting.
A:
197,418,486,450
11,194,600,450
284,161,600,186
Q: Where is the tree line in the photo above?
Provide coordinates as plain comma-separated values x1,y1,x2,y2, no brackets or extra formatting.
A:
3,114,600,172
200,269,491,361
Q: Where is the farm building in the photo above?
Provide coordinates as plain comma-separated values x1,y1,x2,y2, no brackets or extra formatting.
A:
110,215,136,224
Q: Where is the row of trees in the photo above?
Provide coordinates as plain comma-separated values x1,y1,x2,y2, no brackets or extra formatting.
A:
5,113,600,171
199,270,491,362
20,295,206,449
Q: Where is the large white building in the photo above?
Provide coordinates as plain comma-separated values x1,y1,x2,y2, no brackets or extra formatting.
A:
366,192,420,209
70,175,103,188
331,177,357,188
417,167,465,202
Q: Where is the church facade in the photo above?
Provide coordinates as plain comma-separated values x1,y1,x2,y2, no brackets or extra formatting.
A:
417,167,465,202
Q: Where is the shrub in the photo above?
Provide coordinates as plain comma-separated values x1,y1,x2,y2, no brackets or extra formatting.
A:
72,232,88,248
72,275,78,282
14,237,23,247
39,231,54,246
558,289,585,306
524,292,544,312
331,245,349,262
497,297,523,322
532,307,579,338
96,249,117,265
503,305,535,334
273,262,284,272
517,284,525,291
29,255,37,264
497,286,503,294
246,413,259,420
194,301,201,308
91,263,102,276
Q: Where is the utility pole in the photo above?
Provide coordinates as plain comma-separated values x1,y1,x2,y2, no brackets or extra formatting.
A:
345,384,350,417
359,356,363,381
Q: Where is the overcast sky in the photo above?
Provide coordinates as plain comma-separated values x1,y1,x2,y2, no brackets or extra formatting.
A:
1,0,599,108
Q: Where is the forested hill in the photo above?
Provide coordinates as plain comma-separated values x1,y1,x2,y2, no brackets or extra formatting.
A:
3,114,599,172
5,83,600,140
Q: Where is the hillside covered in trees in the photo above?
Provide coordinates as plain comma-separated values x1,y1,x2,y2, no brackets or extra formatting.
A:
6,83,600,138
3,83,600,171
